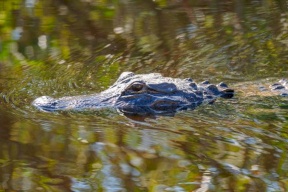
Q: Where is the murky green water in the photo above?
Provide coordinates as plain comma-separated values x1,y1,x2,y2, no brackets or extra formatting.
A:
1,0,288,191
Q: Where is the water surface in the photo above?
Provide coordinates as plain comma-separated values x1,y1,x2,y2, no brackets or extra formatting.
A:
1,0,288,191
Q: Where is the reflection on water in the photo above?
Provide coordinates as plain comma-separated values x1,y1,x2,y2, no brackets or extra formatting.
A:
2,100,288,191
1,0,288,191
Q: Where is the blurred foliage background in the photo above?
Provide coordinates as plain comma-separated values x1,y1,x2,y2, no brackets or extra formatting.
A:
1,0,288,191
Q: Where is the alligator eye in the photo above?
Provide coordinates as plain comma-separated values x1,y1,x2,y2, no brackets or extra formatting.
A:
130,83,145,92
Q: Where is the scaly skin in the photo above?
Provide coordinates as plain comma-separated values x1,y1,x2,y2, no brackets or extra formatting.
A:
32,72,234,115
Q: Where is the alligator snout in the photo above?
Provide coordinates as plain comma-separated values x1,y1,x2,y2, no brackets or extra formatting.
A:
32,96,58,112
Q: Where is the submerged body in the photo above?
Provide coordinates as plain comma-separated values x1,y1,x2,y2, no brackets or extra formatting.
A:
32,72,234,115
235,78,288,98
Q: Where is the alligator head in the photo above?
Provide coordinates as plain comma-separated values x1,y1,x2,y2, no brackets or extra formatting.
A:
32,72,234,115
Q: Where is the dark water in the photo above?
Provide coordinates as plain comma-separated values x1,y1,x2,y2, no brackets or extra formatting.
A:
1,0,288,191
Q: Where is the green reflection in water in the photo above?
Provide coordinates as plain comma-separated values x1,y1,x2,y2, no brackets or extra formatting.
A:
0,0,288,191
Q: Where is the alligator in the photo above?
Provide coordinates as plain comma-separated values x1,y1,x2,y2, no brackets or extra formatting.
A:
32,72,288,116
32,72,235,115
